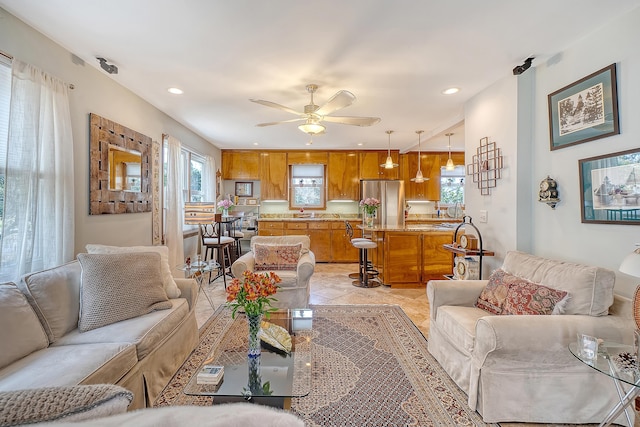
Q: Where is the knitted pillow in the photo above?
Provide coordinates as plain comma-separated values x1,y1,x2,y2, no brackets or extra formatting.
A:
254,243,302,271
501,281,569,315
77,252,172,332
85,244,181,298
0,384,132,425
475,269,511,315
633,285,640,329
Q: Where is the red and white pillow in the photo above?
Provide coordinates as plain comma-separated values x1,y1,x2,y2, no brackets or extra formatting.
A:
254,243,303,271
476,269,569,315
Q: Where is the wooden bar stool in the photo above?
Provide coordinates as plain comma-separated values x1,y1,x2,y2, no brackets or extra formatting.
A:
200,223,235,288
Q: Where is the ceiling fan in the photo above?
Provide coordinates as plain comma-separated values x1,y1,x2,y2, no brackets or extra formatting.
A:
250,84,381,136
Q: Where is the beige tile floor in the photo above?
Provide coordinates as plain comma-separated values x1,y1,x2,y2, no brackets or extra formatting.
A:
192,262,632,427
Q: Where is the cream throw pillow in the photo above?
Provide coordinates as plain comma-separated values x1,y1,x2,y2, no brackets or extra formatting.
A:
85,244,181,298
0,283,49,369
77,252,172,332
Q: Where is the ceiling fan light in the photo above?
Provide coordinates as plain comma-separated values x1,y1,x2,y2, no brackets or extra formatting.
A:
445,157,455,171
298,121,325,135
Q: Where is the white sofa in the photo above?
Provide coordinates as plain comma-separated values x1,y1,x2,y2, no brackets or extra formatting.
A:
426,251,633,424
0,249,199,411
231,236,315,309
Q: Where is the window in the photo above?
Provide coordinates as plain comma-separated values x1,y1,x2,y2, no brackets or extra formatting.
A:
0,58,11,262
440,165,465,205
290,164,325,209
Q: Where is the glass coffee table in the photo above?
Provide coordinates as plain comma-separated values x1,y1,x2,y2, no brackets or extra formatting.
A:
569,341,640,427
184,308,313,408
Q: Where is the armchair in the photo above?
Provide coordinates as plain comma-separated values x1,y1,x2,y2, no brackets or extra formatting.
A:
426,251,634,424
231,236,315,309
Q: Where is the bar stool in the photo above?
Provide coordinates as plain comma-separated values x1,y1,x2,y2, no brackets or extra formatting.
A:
200,223,234,288
352,239,381,288
345,221,371,280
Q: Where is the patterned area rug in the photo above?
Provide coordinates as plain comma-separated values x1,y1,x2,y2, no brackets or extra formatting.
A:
155,304,496,427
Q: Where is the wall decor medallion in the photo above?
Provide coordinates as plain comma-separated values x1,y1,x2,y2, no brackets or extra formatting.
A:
548,63,619,151
466,137,503,195
538,176,560,209
579,148,640,225
89,113,153,214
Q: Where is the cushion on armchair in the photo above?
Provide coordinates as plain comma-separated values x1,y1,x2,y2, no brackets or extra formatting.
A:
254,243,303,271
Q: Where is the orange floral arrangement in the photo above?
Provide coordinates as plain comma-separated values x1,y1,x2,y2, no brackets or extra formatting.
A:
226,270,281,318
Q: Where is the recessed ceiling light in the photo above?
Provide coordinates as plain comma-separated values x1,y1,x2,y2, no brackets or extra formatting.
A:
357,142,363,146
442,87,460,95
167,87,183,95
253,142,259,146
305,141,313,146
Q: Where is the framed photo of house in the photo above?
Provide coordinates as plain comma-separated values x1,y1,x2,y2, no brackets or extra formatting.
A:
579,148,640,225
235,182,253,197
548,64,619,151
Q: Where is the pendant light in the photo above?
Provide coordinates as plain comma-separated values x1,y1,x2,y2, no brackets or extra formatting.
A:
445,132,455,171
411,130,426,183
380,130,398,169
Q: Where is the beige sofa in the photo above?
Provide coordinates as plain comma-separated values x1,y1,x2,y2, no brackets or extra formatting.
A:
0,249,199,410
426,251,633,424
231,235,315,309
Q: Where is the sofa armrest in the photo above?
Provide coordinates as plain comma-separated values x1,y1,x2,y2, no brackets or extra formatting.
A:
231,252,255,278
426,279,488,321
175,278,198,310
297,250,315,281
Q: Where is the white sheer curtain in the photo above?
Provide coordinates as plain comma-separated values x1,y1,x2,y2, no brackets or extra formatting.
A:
0,60,74,282
202,155,216,201
164,135,185,276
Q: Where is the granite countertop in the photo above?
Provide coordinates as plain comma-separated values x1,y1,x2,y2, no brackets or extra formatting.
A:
358,224,457,232
258,216,461,223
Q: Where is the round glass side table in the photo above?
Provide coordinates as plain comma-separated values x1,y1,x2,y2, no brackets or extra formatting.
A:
177,261,220,310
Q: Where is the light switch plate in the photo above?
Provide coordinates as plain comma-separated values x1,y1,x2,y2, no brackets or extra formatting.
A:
479,210,488,223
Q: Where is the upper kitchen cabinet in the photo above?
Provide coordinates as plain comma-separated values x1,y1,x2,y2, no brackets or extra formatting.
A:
359,151,399,180
287,151,328,165
259,152,288,200
402,153,441,201
328,151,359,200
221,150,260,180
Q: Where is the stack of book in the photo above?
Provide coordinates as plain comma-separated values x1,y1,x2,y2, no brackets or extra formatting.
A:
196,364,224,385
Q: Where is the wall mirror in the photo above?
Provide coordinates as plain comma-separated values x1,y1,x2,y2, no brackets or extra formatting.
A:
108,144,142,191
89,113,153,214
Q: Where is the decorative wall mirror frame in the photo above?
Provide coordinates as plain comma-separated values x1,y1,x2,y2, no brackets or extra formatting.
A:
89,113,153,214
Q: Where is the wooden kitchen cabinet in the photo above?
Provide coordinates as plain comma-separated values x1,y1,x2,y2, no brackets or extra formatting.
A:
308,221,332,262
222,151,260,180
329,221,358,262
284,221,308,235
402,153,441,201
384,232,423,284
359,151,399,180
257,221,284,236
328,152,359,200
259,152,288,200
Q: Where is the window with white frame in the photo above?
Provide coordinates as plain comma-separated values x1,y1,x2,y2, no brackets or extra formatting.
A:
290,164,325,209
440,165,465,206
163,143,206,230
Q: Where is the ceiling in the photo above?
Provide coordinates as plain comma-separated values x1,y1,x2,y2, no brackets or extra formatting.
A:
2,1,639,153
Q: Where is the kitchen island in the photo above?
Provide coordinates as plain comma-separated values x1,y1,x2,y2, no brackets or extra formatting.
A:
361,223,458,288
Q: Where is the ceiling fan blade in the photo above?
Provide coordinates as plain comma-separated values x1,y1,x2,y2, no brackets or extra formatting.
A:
256,118,305,127
250,99,303,116
314,90,356,116
322,115,381,127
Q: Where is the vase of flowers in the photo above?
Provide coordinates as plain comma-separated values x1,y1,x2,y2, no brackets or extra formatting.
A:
360,197,380,227
226,270,281,358
217,199,234,217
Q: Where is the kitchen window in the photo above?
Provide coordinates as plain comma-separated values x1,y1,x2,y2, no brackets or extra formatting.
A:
290,164,325,209
440,165,465,206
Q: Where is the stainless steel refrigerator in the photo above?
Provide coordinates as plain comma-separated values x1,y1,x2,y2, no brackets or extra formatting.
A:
360,179,405,228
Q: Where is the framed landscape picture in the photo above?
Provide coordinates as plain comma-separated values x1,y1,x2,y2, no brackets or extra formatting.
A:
235,182,253,197
579,148,640,225
548,64,619,151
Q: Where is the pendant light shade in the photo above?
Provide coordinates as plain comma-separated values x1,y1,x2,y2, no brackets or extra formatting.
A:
380,130,398,169
445,132,455,171
411,130,427,183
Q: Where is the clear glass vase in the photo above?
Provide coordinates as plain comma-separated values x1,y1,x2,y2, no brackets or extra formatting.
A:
247,313,262,359
223,208,229,217
366,212,375,227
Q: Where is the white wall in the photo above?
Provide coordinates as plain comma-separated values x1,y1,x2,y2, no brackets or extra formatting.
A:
464,6,640,295
0,7,221,256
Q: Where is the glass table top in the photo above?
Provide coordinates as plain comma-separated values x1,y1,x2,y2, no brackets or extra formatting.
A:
569,341,640,387
184,309,313,399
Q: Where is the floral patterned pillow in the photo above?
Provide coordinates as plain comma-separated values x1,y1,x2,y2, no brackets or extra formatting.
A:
501,281,569,316
254,243,302,271
475,269,512,315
